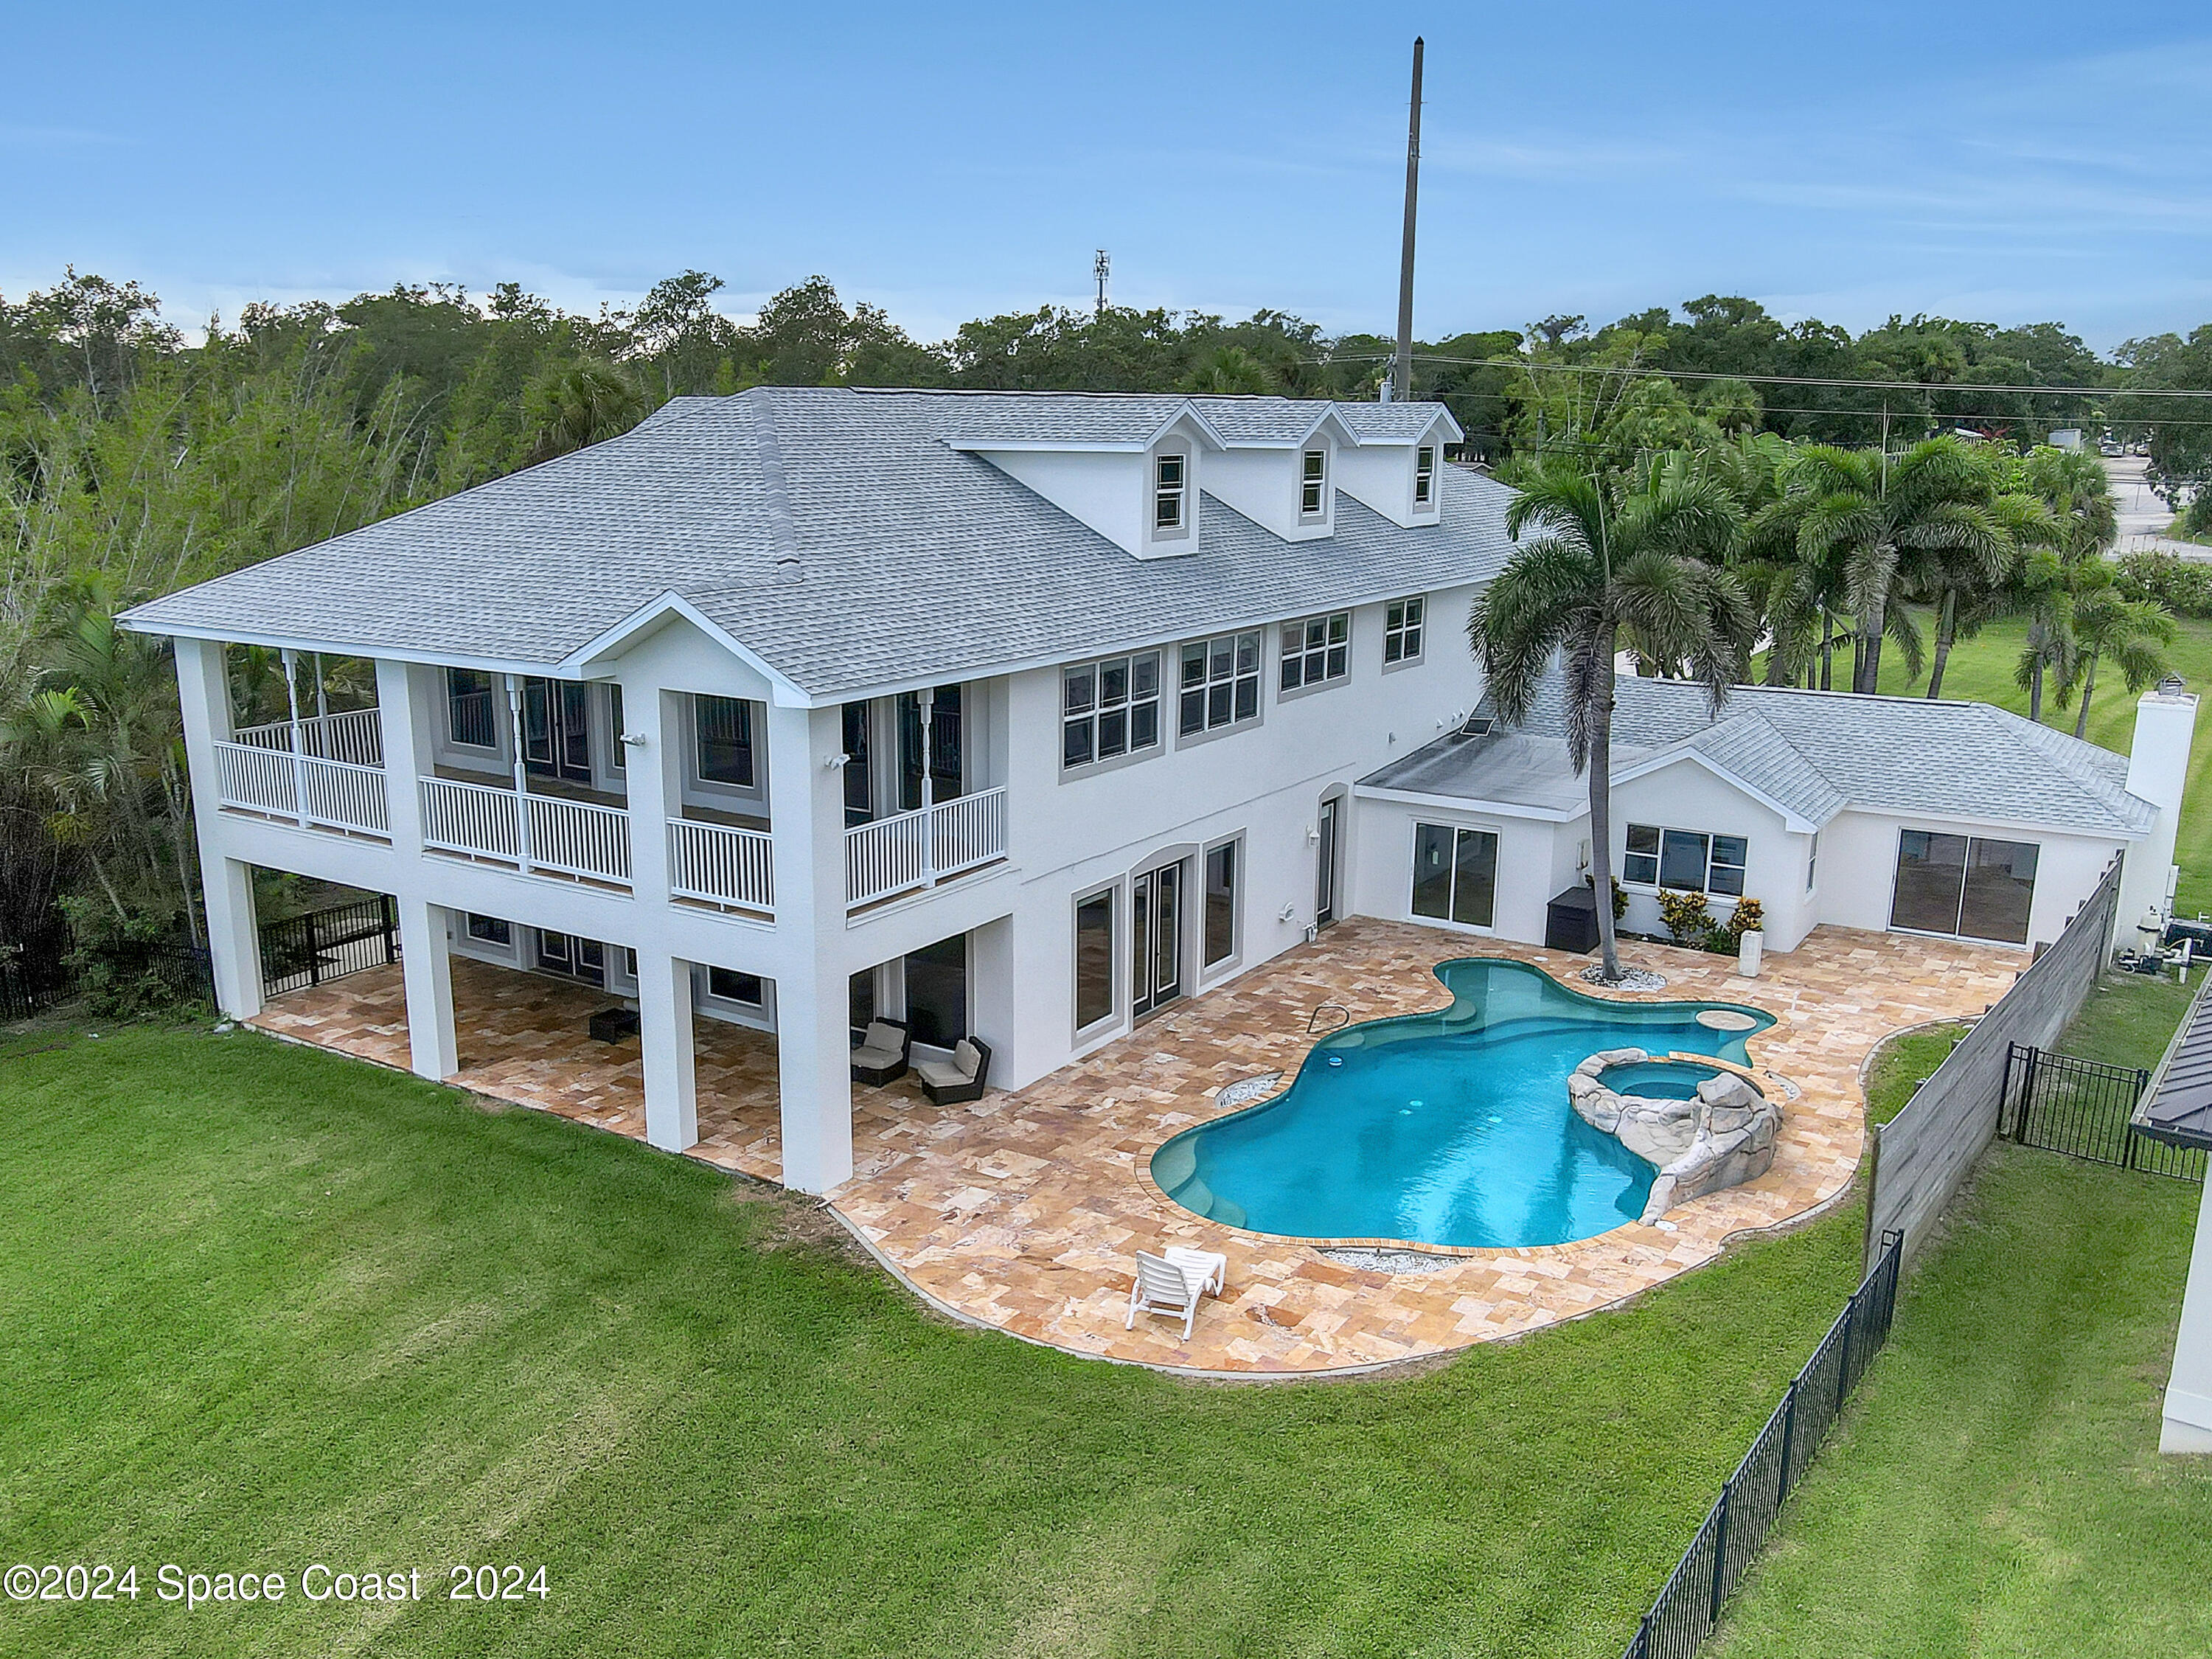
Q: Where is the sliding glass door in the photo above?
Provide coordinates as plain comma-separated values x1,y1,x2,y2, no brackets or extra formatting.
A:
1890,830,2039,944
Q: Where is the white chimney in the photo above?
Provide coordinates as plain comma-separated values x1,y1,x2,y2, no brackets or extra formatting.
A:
2118,679,2199,940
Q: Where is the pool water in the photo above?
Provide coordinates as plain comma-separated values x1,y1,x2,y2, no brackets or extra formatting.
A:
1597,1060,1728,1101
1151,959,1774,1250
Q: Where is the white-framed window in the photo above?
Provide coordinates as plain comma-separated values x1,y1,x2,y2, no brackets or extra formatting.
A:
1073,885,1116,1033
1384,596,1426,665
1154,453,1186,531
1414,445,1437,506
695,695,754,787
446,667,496,749
1203,837,1241,968
1624,824,1748,897
1279,612,1350,692
707,965,765,1006
1178,631,1262,737
1806,830,1818,891
1299,448,1328,517
1062,651,1162,770
465,913,510,946
608,685,625,773
1412,822,1498,928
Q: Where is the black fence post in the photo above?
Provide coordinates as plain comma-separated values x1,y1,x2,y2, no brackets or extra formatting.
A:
2014,1045,2039,1142
1708,1486,1731,1628
1774,1380,1800,1501
1834,1301,1857,1413
304,908,321,987
382,894,399,964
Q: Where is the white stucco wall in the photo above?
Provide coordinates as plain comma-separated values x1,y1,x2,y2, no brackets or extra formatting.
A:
1607,760,1813,952
987,585,1486,1088
1346,799,1567,945
1813,810,2124,949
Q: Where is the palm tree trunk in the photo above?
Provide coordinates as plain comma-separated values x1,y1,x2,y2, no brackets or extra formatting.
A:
1819,613,1834,691
1926,590,1957,700
1587,638,1621,983
1856,605,1884,695
2028,658,2044,723
2074,655,2099,740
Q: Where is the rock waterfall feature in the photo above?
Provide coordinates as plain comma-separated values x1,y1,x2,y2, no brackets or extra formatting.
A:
1566,1049,1779,1223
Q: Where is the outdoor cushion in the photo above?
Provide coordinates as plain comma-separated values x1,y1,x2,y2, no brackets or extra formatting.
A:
861,1020,906,1053
952,1038,982,1079
916,1059,967,1091
850,1042,902,1070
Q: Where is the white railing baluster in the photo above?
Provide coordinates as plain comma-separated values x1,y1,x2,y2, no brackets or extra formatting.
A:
667,818,775,913
417,776,629,887
843,786,1008,908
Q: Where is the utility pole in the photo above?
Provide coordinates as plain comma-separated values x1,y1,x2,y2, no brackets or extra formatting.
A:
1390,36,1425,405
1093,250,1110,317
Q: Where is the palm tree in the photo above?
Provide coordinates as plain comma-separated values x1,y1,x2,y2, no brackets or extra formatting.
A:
2056,567,2175,737
523,360,647,463
1470,459,1754,982
1920,490,2045,699
2008,447,2120,721
1770,437,2009,693
2011,546,2077,723
1178,346,1276,395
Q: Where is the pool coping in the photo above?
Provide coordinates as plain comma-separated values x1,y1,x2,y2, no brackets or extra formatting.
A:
1132,953,1801,1259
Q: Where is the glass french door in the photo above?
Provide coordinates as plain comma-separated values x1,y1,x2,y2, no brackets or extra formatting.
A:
1131,860,1185,1018
1315,796,1340,927
521,678,593,783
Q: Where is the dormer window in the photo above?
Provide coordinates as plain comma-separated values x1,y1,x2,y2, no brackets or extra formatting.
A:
1154,453,1186,531
1300,448,1328,518
1414,445,1436,507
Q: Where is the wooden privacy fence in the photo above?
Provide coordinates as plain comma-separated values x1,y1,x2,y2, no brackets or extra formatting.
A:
1863,854,2124,1274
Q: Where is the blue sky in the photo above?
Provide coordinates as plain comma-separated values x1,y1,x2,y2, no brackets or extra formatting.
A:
6,3,2211,352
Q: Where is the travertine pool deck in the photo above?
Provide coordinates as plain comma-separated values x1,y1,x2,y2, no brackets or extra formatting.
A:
252,919,2024,1375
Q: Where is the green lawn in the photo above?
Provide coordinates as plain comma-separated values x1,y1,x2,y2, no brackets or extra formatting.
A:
1871,613,2212,915
1711,972,2212,1658
1860,1025,1968,1127
0,1023,1874,1659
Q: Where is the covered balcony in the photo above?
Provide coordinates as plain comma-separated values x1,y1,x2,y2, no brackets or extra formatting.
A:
217,706,392,840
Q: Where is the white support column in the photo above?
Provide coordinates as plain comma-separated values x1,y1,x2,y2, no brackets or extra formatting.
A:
205,856,263,1022
625,679,695,1150
637,950,698,1151
374,658,435,857
2163,1175,2212,1452
767,699,855,1194
173,636,263,1020
504,673,533,873
281,646,310,828
396,899,459,1082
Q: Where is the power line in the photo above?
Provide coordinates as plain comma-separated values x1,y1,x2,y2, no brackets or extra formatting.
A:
1321,351,2212,400
1420,388,2212,428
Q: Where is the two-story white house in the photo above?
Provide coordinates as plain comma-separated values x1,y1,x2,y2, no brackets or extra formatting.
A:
123,389,1500,1194
123,386,2198,1203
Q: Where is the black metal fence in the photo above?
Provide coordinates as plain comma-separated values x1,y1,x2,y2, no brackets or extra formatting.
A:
260,896,400,998
1618,1230,1905,1659
1,927,210,1020
2002,1043,2208,1181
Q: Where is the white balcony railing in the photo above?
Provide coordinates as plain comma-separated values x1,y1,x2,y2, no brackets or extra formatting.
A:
233,706,384,768
844,787,1008,908
212,740,390,838
668,818,775,914
419,776,630,887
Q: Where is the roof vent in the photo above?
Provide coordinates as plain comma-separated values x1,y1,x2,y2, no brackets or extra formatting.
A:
1450,713,1495,742
773,556,804,585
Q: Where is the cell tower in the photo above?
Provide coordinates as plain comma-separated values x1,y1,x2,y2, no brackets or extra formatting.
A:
1093,250,1110,316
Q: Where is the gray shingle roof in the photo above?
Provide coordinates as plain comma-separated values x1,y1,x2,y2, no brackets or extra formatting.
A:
1361,672,2153,838
121,388,1503,700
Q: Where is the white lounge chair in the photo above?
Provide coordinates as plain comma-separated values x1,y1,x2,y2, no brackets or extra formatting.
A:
1164,1245,1227,1296
1125,1249,1216,1338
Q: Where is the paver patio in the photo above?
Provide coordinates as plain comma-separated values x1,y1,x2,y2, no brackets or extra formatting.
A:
251,918,2024,1375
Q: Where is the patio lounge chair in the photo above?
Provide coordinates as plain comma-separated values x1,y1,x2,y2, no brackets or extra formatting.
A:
1125,1249,1214,1338
849,1018,912,1086
917,1036,992,1105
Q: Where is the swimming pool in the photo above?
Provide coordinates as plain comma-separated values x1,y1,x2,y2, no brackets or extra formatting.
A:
1150,959,1775,1250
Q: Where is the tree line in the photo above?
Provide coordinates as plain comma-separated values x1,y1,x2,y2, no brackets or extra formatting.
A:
1,266,2202,1006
